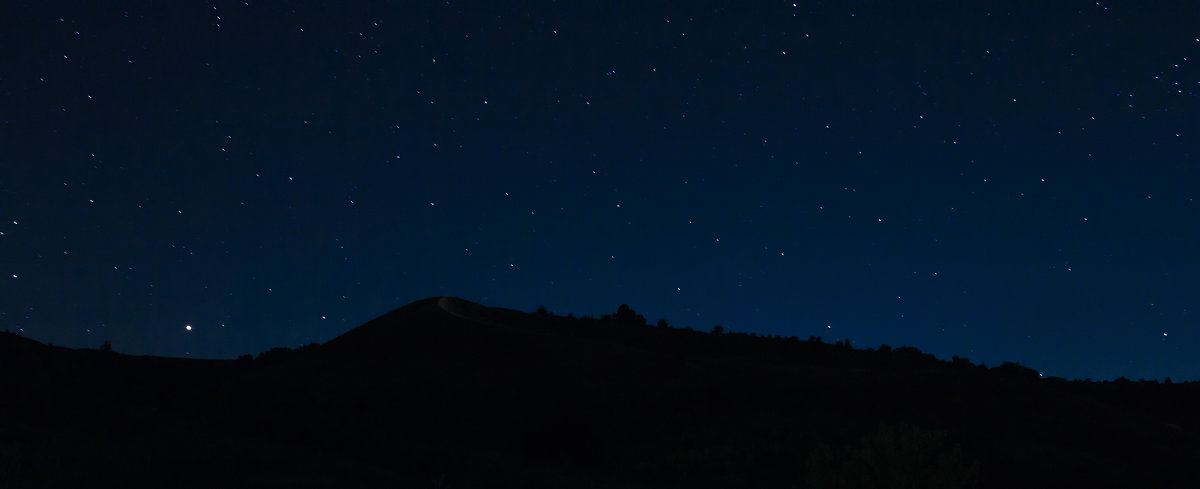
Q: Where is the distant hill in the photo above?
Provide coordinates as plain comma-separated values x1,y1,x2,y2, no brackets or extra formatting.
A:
2,296,1199,488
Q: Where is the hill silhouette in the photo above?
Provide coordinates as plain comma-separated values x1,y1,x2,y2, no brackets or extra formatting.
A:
2,296,1199,488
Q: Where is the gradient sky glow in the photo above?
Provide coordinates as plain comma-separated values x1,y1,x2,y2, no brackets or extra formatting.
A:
2,0,1198,381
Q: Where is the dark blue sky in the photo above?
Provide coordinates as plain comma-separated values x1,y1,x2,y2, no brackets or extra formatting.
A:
2,0,1197,380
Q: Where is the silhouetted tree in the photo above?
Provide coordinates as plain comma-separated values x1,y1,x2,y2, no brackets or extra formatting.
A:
711,325,724,335
610,304,646,325
632,309,647,325
536,306,548,316
617,304,633,319
952,355,972,368
656,318,669,328
98,340,112,353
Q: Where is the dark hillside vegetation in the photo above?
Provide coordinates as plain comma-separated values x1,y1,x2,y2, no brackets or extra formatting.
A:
2,296,1199,488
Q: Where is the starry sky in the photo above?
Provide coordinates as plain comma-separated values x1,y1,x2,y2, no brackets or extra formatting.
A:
2,0,1198,381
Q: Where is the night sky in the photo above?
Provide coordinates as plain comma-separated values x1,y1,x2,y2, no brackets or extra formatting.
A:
2,1,1198,381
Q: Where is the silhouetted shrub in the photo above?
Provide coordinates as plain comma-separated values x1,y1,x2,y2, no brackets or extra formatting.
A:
951,356,973,369
656,318,669,328
711,325,724,335
98,340,112,353
806,424,979,489
536,306,548,316
604,304,647,325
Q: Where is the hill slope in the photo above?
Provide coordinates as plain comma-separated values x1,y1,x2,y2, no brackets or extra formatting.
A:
2,296,1199,488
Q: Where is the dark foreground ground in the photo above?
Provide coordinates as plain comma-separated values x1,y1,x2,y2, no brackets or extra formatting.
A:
2,296,1199,488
